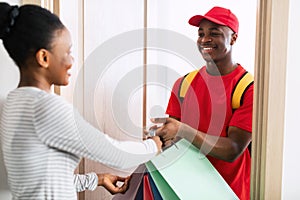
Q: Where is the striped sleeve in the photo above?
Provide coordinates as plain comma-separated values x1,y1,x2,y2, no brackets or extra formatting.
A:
33,93,157,170
73,173,98,192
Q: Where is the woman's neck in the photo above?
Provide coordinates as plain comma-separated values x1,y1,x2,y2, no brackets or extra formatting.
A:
18,68,51,93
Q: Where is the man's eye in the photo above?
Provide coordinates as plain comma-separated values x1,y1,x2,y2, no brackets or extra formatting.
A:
198,33,204,37
211,32,220,36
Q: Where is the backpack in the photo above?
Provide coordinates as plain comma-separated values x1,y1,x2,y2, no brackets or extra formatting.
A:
178,69,254,155
178,69,254,109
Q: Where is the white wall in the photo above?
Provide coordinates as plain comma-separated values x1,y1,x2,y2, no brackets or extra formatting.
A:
82,0,145,140
282,0,300,198
0,1,20,97
69,0,146,199
0,1,20,200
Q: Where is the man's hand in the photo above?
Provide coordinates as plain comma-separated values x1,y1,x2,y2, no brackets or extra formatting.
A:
150,117,182,142
97,173,131,195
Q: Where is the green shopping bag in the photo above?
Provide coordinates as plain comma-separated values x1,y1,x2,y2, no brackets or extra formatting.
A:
145,138,239,200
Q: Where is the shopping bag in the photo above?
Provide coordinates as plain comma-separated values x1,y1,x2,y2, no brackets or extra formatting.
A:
135,170,163,200
145,138,239,200
112,164,146,200
112,164,159,200
142,173,154,200
147,172,163,200
134,172,155,200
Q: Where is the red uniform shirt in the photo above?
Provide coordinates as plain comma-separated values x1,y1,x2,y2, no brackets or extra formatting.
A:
166,65,253,200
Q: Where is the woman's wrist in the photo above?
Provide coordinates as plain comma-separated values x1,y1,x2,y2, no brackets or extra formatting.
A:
97,174,104,186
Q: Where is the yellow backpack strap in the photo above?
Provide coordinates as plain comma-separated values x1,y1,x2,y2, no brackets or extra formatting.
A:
232,71,254,109
178,70,199,103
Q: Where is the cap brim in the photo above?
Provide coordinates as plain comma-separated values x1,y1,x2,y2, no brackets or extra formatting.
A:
188,15,227,27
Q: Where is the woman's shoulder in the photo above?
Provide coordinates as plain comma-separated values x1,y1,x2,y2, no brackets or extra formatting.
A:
8,87,69,109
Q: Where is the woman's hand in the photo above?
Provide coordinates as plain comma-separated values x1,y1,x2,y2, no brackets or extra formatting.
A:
97,173,131,195
150,136,163,153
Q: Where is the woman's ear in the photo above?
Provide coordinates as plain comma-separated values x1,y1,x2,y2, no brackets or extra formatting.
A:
36,49,50,69
230,33,238,45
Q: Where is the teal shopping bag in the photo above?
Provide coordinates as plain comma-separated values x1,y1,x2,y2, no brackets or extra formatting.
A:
145,138,239,200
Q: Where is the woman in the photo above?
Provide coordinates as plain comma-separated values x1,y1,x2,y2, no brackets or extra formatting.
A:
0,3,162,199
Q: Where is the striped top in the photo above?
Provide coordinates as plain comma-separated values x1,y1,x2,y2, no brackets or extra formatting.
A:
0,87,157,200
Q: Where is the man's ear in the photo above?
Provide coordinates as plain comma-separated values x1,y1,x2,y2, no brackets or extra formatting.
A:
36,49,50,69
230,33,238,45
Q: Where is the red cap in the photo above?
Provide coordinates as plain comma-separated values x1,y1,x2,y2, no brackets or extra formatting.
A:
188,6,239,34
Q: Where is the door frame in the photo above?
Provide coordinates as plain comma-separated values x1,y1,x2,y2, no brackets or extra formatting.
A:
251,0,289,199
